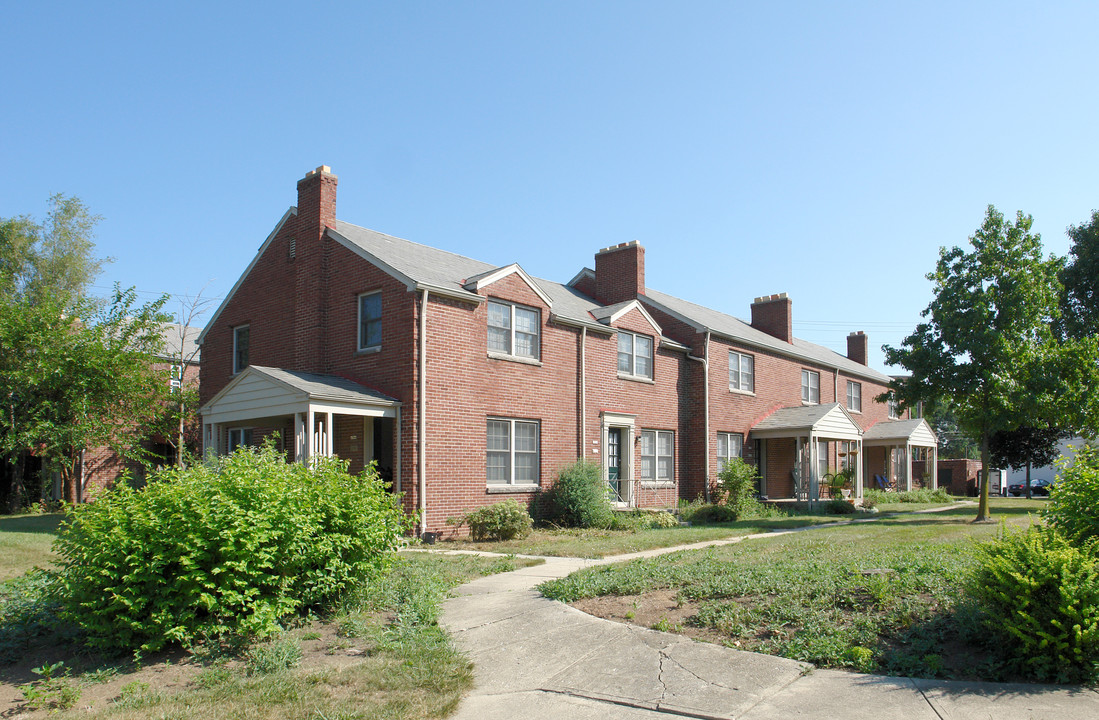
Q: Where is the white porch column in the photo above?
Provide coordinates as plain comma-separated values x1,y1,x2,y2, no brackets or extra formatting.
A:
808,433,819,501
794,436,802,500
394,407,403,494
932,445,939,490
307,409,316,460
905,442,913,491
294,413,305,464
203,422,214,460
856,439,863,499
325,411,334,457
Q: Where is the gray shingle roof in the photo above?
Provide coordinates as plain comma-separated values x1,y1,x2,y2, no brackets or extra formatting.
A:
250,366,399,405
157,324,202,362
752,403,842,432
641,289,891,383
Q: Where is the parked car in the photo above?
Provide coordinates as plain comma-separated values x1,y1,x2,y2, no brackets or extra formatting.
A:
1008,478,1053,497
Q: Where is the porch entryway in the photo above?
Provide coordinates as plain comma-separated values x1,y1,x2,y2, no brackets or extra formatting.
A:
601,412,636,507
862,419,939,492
200,366,402,488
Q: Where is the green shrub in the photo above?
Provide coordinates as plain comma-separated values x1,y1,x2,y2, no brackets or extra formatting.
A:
244,635,303,675
0,569,65,663
863,487,953,505
546,460,613,529
825,499,857,515
606,509,678,531
451,499,533,541
54,446,413,653
1044,444,1099,545
969,525,1099,684
715,458,765,520
684,503,738,524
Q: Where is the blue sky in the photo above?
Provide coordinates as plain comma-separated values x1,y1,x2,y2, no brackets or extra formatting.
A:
3,1,1096,370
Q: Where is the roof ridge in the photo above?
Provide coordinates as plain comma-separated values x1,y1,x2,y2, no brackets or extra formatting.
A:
333,218,497,271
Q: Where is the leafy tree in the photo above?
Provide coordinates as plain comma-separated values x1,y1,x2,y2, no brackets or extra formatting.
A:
922,398,979,459
988,425,1070,499
1,197,168,508
883,206,1099,522
1059,209,1099,340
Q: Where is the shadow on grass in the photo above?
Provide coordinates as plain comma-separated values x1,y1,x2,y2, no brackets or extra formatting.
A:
0,514,64,536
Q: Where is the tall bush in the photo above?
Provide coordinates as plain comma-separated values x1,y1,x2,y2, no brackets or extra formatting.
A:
969,525,1099,683
715,458,763,520
546,460,612,528
55,445,412,652
1043,444,1099,545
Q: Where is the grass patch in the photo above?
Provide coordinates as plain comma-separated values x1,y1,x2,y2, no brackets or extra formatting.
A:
540,498,1041,682
3,551,537,719
0,514,62,581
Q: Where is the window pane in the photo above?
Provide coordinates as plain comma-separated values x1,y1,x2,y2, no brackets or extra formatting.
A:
515,307,538,334
487,420,510,451
361,293,381,320
488,326,511,353
730,433,743,457
657,431,673,456
640,431,654,456
514,452,538,482
514,422,538,452
515,331,538,358
488,302,510,329
640,456,654,480
618,333,633,373
234,327,249,372
658,456,672,480
717,433,728,459
741,355,754,391
729,353,739,387
487,452,510,483
635,336,653,377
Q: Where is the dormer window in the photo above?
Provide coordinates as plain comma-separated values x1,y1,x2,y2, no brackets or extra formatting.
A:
488,300,540,360
618,331,653,379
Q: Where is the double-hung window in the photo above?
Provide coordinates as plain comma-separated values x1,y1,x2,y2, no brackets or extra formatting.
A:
717,432,744,472
358,291,382,350
639,430,674,483
487,301,540,360
618,331,653,379
486,418,540,485
888,397,901,419
846,381,862,412
228,428,253,453
729,351,754,392
801,369,820,404
232,325,249,374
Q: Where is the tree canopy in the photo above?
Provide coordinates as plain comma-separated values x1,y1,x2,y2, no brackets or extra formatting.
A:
883,205,1099,521
1059,209,1099,340
1,198,168,507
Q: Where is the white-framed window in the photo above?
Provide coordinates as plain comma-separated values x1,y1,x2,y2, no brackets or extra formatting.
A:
729,351,754,392
840,440,857,472
801,369,820,404
618,331,653,379
358,291,382,350
846,381,862,413
227,427,253,453
640,430,674,483
232,325,249,374
888,397,901,419
487,300,540,360
717,432,744,472
486,418,540,485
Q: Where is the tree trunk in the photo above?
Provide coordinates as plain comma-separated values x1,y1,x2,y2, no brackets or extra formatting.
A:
61,450,79,505
1025,461,1032,500
974,432,992,522
177,401,186,469
9,452,25,513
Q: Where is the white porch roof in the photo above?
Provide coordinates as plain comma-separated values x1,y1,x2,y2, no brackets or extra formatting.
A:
750,403,863,441
200,366,400,426
862,419,938,448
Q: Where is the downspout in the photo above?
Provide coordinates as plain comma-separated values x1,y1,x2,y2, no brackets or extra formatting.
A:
579,327,587,457
419,289,429,536
687,332,711,502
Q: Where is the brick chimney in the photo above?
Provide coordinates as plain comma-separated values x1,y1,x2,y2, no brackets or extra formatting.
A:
847,331,868,365
750,293,793,343
294,165,338,372
594,241,645,305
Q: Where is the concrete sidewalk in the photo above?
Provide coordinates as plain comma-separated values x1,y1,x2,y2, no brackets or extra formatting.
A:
439,535,1099,719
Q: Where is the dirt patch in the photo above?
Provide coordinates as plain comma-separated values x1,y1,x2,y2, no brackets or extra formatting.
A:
0,618,385,718
571,589,730,647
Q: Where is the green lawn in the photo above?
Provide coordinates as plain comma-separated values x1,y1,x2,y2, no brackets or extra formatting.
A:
539,498,1043,682
0,514,63,581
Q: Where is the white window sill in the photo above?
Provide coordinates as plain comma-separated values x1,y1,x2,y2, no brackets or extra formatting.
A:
729,387,756,396
487,351,543,367
641,480,675,489
848,408,862,415
617,373,655,384
356,346,381,356
486,484,540,494
802,401,820,406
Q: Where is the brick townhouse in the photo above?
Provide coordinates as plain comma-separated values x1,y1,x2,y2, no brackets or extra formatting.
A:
198,166,938,536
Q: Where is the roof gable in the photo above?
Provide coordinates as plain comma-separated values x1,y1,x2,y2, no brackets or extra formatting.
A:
751,403,862,440
591,299,663,336
463,263,554,308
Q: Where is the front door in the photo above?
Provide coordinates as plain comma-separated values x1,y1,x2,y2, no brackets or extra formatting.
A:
607,427,624,503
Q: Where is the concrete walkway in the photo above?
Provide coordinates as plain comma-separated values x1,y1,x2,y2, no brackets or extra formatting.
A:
438,521,1099,719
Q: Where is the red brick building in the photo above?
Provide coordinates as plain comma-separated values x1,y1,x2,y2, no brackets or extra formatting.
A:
199,167,937,535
